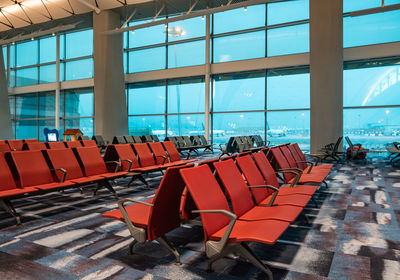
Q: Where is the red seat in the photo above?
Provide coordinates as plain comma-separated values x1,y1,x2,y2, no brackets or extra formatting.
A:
133,143,157,167
81,140,97,147
103,164,194,263
162,141,197,164
197,158,219,173
7,140,24,151
214,159,305,220
10,151,75,192
179,164,289,279
65,141,82,148
22,142,47,151
291,143,332,171
23,139,38,143
46,142,67,149
0,143,11,152
148,142,192,167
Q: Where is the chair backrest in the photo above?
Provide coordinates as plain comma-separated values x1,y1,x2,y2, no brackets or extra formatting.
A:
183,136,193,146
220,154,237,161
0,153,17,191
292,143,306,162
7,140,24,151
78,136,90,140
179,165,231,240
198,158,219,173
244,136,254,148
236,154,274,204
333,136,343,152
226,137,236,153
112,136,126,144
22,142,47,151
345,136,353,149
92,135,106,147
214,159,255,217
124,136,135,143
147,164,194,240
11,150,54,187
142,135,154,143
45,148,84,181
233,137,245,153
132,136,142,143
148,142,170,165
288,144,307,170
0,143,11,152
175,136,186,147
151,135,160,142
199,135,209,145
191,135,202,146
65,141,83,148
104,144,140,171
133,143,156,167
162,141,182,162
23,139,38,143
74,147,108,176
81,140,97,147
253,151,280,188
279,145,298,169
47,141,67,149
270,147,295,183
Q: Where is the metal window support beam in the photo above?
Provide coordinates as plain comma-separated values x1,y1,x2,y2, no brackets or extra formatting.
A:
152,2,165,22
121,8,137,29
187,0,200,15
102,0,277,35
75,0,101,14
350,3,400,17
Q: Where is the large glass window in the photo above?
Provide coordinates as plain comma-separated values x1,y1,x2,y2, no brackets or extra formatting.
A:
267,23,309,56
64,29,93,59
168,78,205,113
167,114,205,136
267,0,309,25
168,40,205,68
16,40,38,67
127,81,166,115
128,47,166,73
129,115,166,139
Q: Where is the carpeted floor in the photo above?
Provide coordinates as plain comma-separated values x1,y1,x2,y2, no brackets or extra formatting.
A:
0,153,399,280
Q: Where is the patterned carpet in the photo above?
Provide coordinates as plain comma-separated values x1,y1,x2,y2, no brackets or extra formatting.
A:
0,153,400,280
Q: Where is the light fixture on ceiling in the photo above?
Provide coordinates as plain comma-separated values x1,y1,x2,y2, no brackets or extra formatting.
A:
244,6,247,11
31,37,34,41
201,15,205,20
52,32,55,36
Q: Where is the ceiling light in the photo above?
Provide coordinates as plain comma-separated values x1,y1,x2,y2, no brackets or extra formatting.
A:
201,15,205,20
244,6,247,11
52,32,55,36
31,37,34,41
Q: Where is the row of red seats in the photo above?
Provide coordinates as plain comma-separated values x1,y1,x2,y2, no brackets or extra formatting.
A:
0,139,97,152
104,141,197,187
0,146,128,224
103,143,330,279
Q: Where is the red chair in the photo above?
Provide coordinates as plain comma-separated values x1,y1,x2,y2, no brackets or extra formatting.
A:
220,154,238,161
23,139,38,143
179,164,289,279
22,142,47,151
162,141,197,163
102,164,194,263
236,154,318,208
197,158,219,173
74,146,126,196
148,142,195,166
7,140,24,151
46,142,67,149
10,150,75,191
81,140,97,147
291,143,332,171
0,153,39,224
214,159,305,221
0,143,11,153
65,141,82,148
133,143,161,168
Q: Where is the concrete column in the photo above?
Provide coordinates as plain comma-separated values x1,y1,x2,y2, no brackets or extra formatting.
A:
310,0,343,153
0,47,13,139
93,10,128,143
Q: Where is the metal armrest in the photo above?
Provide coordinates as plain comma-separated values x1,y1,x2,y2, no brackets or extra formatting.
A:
297,160,314,173
249,185,279,206
52,168,67,183
119,159,132,171
105,161,121,173
118,198,154,242
278,168,303,174
155,155,167,165
192,209,237,258
277,169,302,186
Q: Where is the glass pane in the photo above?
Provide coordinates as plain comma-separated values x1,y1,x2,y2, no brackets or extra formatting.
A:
39,92,55,118
129,18,166,48
128,47,166,73
267,0,309,25
167,17,205,42
39,64,56,83
344,65,400,107
344,10,400,48
9,96,15,119
212,112,265,144
167,114,205,136
16,67,38,86
64,88,94,118
39,36,56,63
344,108,400,151
60,34,65,60
213,31,265,63
267,23,309,57
38,119,55,141
65,29,93,59
129,115,165,138
168,78,205,113
267,110,310,150
267,72,310,109
16,93,37,119
16,40,38,67
168,40,205,68
343,0,381,13
9,44,15,68
213,5,266,34
64,118,94,138
16,119,37,140
123,51,128,74
9,70,15,87
2,46,6,68
128,82,165,115
65,58,93,80
213,73,265,112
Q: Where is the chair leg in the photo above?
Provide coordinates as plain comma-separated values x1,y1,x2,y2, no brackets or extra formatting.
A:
104,181,118,198
157,236,181,264
301,212,311,225
235,243,273,280
322,180,328,188
312,197,319,208
0,199,21,225
129,239,138,254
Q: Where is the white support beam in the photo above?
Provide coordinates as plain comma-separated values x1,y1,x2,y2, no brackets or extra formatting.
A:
75,0,101,14
186,0,199,15
152,2,165,22
121,7,136,28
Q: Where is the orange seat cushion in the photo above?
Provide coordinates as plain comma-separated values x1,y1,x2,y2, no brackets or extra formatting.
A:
277,185,318,196
239,205,303,223
0,187,38,198
260,193,311,207
34,182,75,191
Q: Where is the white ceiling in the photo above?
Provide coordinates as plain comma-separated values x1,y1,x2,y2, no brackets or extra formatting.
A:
0,0,151,31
